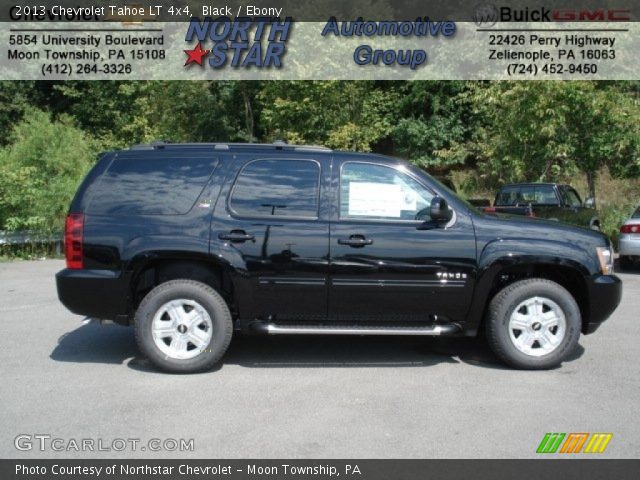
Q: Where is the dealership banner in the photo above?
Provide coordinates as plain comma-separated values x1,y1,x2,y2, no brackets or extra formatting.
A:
3,459,640,480
0,0,638,79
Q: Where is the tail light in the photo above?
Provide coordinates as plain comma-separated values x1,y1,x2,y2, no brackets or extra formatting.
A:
64,213,84,269
483,207,496,213
620,224,640,234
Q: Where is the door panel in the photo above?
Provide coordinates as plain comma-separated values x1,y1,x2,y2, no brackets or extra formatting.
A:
328,161,477,323
212,156,330,321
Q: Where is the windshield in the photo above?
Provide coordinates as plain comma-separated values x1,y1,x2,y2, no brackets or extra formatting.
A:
561,187,583,207
633,207,640,219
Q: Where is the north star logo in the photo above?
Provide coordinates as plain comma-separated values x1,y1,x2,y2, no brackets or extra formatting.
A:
183,17,292,69
184,42,210,66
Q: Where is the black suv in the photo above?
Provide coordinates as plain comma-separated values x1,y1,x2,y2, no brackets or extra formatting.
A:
56,142,622,372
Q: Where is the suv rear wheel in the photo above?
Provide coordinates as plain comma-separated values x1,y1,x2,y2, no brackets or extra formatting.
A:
134,279,233,373
486,279,581,369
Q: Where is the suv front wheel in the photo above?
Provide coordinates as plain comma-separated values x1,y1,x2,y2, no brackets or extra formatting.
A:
486,278,581,370
134,279,233,373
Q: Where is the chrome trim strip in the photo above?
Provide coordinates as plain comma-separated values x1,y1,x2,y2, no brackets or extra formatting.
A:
259,277,327,286
264,324,459,336
332,279,465,287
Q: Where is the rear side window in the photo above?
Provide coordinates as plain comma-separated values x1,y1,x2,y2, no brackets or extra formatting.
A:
87,153,217,216
229,159,320,219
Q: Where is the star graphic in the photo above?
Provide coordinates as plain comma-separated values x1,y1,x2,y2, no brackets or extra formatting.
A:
184,42,210,66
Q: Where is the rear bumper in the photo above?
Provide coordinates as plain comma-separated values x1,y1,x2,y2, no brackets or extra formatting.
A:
619,235,640,257
583,274,622,334
56,269,130,323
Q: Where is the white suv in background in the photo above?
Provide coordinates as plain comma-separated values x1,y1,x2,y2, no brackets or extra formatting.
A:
619,206,640,270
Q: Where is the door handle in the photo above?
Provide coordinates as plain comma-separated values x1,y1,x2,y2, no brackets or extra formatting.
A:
218,230,255,242
338,236,373,248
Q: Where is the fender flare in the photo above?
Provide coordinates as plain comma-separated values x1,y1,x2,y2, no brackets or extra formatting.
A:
124,239,237,306
463,238,595,333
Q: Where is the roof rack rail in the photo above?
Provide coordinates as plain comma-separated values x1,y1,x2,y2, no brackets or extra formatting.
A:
292,145,332,152
129,140,333,152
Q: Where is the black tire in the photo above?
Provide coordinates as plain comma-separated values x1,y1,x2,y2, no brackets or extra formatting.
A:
134,279,233,373
485,279,581,370
619,256,633,271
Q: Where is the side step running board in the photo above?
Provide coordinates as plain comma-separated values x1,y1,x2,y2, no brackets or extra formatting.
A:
260,324,460,336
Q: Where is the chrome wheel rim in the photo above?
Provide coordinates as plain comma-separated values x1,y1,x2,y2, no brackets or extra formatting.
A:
151,299,213,360
508,296,566,357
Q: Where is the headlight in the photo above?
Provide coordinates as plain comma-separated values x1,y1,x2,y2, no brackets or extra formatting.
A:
596,246,614,275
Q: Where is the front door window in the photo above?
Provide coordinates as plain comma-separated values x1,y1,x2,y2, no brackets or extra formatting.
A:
340,162,434,222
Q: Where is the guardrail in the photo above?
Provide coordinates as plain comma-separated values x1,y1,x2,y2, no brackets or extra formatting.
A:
0,230,63,256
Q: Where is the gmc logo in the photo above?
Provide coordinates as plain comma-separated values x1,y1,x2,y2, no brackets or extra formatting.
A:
552,9,631,21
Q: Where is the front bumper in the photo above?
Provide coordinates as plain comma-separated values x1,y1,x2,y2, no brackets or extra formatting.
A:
583,274,622,334
619,235,640,257
56,269,130,324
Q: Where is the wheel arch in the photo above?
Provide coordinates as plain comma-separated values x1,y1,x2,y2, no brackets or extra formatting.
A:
127,252,236,323
466,243,594,336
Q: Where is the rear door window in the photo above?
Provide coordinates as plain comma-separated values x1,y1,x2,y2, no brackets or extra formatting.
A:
87,152,217,216
229,159,320,219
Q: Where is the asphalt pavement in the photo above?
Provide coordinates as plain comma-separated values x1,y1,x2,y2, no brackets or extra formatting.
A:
0,260,638,459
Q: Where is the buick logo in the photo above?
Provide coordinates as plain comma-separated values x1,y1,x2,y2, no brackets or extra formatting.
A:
474,4,499,27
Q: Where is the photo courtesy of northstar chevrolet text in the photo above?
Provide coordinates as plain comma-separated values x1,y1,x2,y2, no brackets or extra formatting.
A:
0,0,639,477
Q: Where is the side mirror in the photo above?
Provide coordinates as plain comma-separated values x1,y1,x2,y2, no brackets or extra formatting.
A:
417,196,453,230
584,197,595,209
430,196,452,224
416,196,453,230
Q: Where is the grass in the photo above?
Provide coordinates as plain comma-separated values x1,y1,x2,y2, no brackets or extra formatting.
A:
573,170,640,247
0,242,63,261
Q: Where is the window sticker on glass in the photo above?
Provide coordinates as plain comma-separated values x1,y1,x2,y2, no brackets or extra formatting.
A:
402,190,417,211
348,182,403,218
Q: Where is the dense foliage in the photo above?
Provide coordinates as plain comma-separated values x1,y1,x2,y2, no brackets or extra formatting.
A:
0,109,95,233
0,80,638,253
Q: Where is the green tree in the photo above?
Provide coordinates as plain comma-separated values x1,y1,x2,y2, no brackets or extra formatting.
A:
49,81,252,146
390,81,475,169
0,81,44,146
0,109,96,233
259,81,400,151
467,81,640,204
